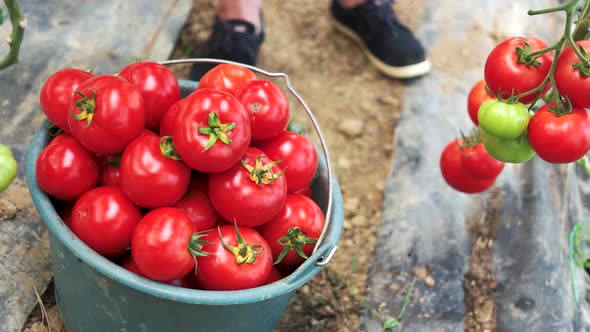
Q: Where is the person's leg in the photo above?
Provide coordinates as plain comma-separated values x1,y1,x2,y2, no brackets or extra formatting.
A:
189,0,264,81
331,0,431,79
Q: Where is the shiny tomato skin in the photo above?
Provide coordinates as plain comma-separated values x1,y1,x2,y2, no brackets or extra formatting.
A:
440,138,496,194
40,68,93,131
484,37,552,104
292,184,313,198
477,99,530,139
555,40,590,108
120,130,190,208
467,80,495,125
121,256,195,288
209,147,287,227
68,75,145,154
234,79,290,140
131,207,196,282
119,61,180,130
70,186,141,257
527,104,590,163
172,175,221,232
173,89,251,173
259,131,318,192
265,266,282,284
195,225,273,290
460,143,504,179
259,193,325,266
480,129,536,163
197,64,256,94
36,134,99,201
99,164,120,187
159,99,185,137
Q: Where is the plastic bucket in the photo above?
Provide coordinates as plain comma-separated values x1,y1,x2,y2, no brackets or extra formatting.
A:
26,64,343,332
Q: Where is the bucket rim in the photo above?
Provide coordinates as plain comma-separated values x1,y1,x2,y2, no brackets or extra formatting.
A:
27,124,344,305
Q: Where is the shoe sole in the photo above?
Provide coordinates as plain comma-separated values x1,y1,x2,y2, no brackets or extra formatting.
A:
331,18,432,79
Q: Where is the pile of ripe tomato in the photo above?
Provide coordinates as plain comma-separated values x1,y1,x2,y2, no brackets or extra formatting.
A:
35,62,325,290
441,37,590,194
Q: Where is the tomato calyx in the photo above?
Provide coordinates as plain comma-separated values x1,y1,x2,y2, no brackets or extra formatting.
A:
198,112,236,151
515,40,542,67
572,44,590,76
187,231,213,257
241,155,284,185
72,90,97,127
159,136,182,160
218,223,264,264
547,97,573,116
274,226,318,265
457,129,482,150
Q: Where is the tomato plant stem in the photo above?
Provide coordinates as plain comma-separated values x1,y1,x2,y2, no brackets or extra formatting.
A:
0,0,25,70
573,0,590,41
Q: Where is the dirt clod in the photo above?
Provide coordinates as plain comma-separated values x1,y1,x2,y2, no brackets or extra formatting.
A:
0,198,17,220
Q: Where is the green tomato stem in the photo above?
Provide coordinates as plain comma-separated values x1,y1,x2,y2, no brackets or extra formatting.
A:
0,0,25,70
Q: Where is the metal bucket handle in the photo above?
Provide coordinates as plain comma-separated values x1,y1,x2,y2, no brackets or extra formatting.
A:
159,58,336,266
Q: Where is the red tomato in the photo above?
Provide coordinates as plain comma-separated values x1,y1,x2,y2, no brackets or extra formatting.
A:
120,131,190,208
121,256,195,288
467,80,495,125
292,184,312,198
460,143,504,179
484,37,552,104
259,194,325,266
172,176,221,232
555,40,590,108
70,186,141,257
173,89,251,173
197,64,256,94
68,75,145,154
40,68,93,131
234,79,290,140
131,208,196,282
36,134,99,201
527,103,590,163
195,224,272,290
259,131,318,192
119,61,180,130
99,164,120,187
265,266,282,284
209,147,287,227
159,99,185,137
440,138,496,194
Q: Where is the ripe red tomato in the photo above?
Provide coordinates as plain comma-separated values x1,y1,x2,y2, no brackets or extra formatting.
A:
159,99,185,137
259,193,325,266
292,184,313,198
209,147,287,227
99,164,120,187
484,37,552,104
440,138,496,194
197,64,256,94
527,103,590,163
120,131,190,208
131,207,196,282
554,40,590,108
70,186,141,257
68,75,145,154
36,134,99,201
467,80,495,125
173,89,251,173
195,224,273,290
121,256,195,288
40,68,93,131
460,143,504,179
265,266,282,284
234,79,290,140
119,61,180,130
259,131,318,192
172,176,221,232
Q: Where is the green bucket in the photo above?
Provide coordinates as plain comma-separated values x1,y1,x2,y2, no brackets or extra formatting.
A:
26,64,343,332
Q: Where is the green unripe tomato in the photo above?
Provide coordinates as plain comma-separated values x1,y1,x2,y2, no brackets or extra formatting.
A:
478,99,530,139
480,129,535,163
0,144,17,192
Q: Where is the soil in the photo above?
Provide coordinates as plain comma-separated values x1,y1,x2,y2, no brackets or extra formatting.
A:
22,0,422,331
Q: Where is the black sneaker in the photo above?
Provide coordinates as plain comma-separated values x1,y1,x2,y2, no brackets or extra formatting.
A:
189,16,264,81
330,0,431,79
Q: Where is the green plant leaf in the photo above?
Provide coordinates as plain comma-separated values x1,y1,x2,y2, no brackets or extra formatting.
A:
0,8,4,25
383,318,399,330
